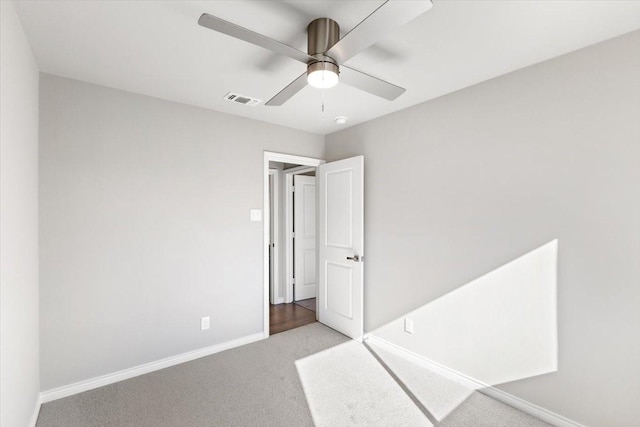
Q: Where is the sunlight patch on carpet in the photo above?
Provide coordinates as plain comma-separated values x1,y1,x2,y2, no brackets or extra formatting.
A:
295,341,432,427
366,340,475,421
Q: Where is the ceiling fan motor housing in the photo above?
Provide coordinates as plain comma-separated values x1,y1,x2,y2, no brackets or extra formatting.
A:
307,17,340,73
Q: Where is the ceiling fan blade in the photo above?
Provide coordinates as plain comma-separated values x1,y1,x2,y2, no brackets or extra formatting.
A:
198,13,313,64
265,72,308,106
325,0,432,64
340,66,405,101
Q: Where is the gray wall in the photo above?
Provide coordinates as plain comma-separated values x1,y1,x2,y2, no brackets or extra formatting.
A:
0,1,41,426
39,75,324,390
326,30,640,427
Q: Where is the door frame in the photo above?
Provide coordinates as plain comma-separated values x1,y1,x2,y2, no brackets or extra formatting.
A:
284,166,317,303
263,152,324,338
268,168,280,305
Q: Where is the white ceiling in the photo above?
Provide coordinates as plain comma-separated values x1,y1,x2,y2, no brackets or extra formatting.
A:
13,0,640,135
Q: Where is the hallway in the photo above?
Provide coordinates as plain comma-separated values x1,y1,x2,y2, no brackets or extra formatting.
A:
269,299,316,335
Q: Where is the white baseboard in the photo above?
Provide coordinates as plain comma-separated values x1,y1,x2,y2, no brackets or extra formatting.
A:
365,334,585,427
273,297,285,305
28,395,42,427
41,332,265,403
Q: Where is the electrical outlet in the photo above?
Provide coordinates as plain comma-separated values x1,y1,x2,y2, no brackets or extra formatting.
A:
201,316,210,331
404,317,414,334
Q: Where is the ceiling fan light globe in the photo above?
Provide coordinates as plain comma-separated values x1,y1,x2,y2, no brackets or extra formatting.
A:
307,70,339,89
306,62,340,89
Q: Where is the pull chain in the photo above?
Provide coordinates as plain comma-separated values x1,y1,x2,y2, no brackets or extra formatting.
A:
322,86,326,114
322,61,326,114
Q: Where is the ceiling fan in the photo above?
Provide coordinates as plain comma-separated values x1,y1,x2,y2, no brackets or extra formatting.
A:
198,1,433,106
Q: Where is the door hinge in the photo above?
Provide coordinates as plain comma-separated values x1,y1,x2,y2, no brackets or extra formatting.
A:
291,232,295,238
292,186,295,193
292,278,295,285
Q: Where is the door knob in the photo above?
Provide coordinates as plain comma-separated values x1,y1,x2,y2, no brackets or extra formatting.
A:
346,254,360,262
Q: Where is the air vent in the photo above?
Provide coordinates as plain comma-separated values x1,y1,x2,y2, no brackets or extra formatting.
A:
224,92,261,106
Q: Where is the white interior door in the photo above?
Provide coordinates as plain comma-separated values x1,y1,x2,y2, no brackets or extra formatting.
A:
293,175,317,301
318,156,364,341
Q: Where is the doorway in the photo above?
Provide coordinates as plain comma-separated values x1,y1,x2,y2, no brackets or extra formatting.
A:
264,153,324,336
263,152,365,340
268,162,318,334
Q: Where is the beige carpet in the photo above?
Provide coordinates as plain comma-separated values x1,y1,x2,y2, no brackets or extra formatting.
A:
36,324,347,427
36,323,553,427
296,340,432,426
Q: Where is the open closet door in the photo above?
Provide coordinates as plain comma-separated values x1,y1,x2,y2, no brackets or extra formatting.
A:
317,156,364,341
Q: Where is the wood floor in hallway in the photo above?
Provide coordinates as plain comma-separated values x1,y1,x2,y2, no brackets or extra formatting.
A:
270,300,316,335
